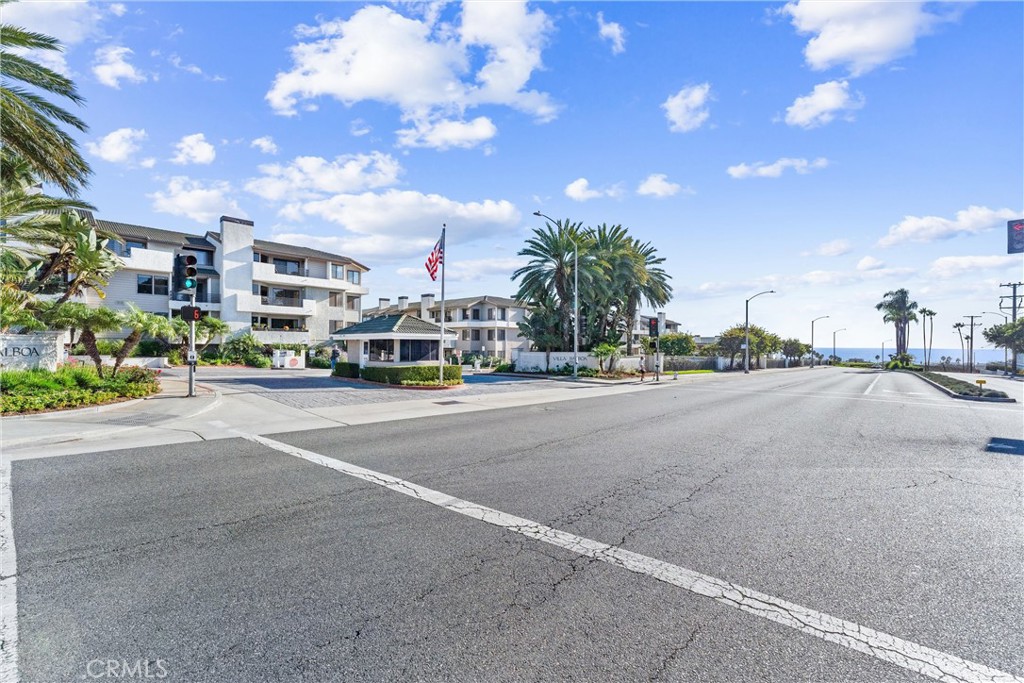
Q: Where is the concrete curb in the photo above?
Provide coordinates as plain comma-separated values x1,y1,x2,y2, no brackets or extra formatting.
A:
900,370,1017,403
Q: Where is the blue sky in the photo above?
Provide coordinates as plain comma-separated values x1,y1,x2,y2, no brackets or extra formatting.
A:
9,0,1023,350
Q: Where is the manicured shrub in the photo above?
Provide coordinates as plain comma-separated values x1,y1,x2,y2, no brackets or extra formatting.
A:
0,365,160,414
244,353,272,368
307,356,330,369
331,362,360,378
360,365,462,385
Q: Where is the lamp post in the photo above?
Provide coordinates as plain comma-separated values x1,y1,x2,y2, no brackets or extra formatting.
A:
832,328,846,365
744,290,775,374
810,315,829,368
983,311,1009,373
881,338,892,366
533,211,577,380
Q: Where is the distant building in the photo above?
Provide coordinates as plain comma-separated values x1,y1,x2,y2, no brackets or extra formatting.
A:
360,294,530,361
52,212,369,346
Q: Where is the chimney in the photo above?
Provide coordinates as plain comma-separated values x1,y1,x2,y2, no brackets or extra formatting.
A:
397,296,409,310
378,297,390,312
421,293,435,320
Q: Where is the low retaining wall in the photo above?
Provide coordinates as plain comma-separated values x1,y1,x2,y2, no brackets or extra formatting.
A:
69,355,170,369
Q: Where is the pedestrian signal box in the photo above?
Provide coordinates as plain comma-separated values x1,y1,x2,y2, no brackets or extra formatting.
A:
648,317,660,338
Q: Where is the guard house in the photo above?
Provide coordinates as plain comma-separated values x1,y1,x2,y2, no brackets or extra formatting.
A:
331,314,457,367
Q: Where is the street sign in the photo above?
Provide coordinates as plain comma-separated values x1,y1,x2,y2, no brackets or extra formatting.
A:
187,351,197,363
1009,219,1024,254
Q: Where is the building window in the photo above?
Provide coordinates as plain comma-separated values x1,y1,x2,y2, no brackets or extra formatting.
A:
274,258,302,275
369,339,393,362
113,240,145,256
184,249,213,266
487,330,495,341
488,308,495,321
472,308,481,320
137,274,169,295
329,320,346,334
400,339,438,362
498,308,507,321
346,295,360,311
347,269,361,285
329,292,345,307
461,330,470,341
461,308,470,320
471,330,480,341
498,330,506,341
331,264,345,279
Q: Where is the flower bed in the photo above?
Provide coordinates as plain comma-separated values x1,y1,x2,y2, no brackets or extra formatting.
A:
0,365,161,414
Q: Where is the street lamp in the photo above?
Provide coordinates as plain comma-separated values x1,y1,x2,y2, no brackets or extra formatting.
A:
744,289,775,374
810,315,829,368
533,211,577,380
832,328,846,365
983,311,1009,372
881,338,892,365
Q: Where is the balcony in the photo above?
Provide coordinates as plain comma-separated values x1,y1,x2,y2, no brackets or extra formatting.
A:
252,329,312,345
119,247,174,273
171,293,222,304
246,293,315,316
252,261,330,288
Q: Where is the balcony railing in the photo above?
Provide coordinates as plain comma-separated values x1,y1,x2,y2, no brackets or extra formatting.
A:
274,264,310,277
172,293,222,304
261,295,301,308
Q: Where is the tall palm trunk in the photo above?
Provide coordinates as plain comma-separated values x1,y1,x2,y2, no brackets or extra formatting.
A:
113,329,143,374
921,320,927,368
78,329,105,377
927,316,934,369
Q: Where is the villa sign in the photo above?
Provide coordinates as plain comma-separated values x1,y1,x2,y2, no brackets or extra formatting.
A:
0,332,63,371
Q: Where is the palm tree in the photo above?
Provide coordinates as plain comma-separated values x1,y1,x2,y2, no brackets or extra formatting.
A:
584,223,633,347
875,289,918,358
59,305,122,376
953,322,966,367
515,294,563,371
918,308,936,369
112,303,174,374
622,238,672,355
513,218,598,351
0,3,92,196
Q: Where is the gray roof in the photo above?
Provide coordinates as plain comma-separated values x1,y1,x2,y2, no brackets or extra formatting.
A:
363,294,522,317
334,314,447,337
77,210,366,268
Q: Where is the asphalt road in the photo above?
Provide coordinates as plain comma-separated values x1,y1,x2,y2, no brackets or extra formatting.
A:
7,368,1023,682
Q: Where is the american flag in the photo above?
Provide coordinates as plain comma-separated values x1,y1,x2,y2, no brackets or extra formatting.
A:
425,233,444,281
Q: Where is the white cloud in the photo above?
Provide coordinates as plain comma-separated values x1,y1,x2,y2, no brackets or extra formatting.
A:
245,152,402,202
801,238,851,257
856,256,885,271
350,119,371,137
149,177,247,224
396,116,497,150
877,205,1020,247
597,12,626,55
110,4,127,17
171,133,216,165
92,45,147,89
564,177,622,202
785,80,864,128
929,255,1022,279
272,189,520,260
251,136,279,155
662,83,712,133
637,174,683,199
140,158,157,169
1,1,104,74
780,1,961,76
727,157,829,179
85,128,147,164
266,4,557,149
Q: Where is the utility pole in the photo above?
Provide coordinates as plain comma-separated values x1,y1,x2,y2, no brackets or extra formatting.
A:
963,315,980,374
999,282,1022,376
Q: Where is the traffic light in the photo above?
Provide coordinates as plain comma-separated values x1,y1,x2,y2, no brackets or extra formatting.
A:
1009,219,1024,255
175,253,198,291
648,317,660,338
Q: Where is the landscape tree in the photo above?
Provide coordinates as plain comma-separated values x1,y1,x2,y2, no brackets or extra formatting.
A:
918,307,936,369
515,294,563,370
621,238,672,355
781,338,809,362
982,321,1023,369
113,303,175,374
875,288,918,357
0,0,92,196
66,306,122,376
952,322,966,366
659,333,696,356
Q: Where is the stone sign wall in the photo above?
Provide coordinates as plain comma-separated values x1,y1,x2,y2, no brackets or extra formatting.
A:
0,332,63,371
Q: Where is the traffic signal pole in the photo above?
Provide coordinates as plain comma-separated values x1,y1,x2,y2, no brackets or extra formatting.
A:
188,291,196,397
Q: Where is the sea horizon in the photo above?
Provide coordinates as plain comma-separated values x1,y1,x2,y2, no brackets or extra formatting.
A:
811,347,1013,363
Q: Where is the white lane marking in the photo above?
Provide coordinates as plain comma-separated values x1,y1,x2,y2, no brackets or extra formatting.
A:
864,376,882,395
244,433,1023,683
0,461,19,683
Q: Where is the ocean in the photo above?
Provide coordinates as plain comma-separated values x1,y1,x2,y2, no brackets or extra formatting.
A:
816,347,1010,364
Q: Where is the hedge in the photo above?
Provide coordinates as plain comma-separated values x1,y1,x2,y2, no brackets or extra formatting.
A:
331,362,361,378
360,365,463,385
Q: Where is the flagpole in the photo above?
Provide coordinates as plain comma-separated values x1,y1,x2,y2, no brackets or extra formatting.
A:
439,225,446,384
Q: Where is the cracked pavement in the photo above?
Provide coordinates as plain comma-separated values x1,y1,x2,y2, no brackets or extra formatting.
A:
6,368,1023,682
